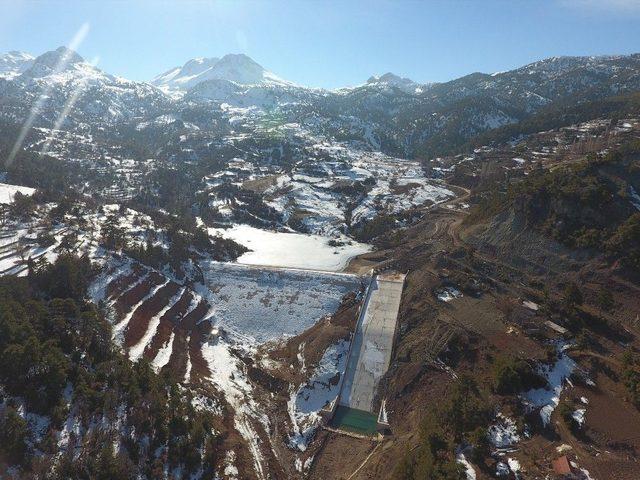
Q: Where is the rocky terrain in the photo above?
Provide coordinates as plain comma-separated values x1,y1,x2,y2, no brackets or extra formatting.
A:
313,116,640,480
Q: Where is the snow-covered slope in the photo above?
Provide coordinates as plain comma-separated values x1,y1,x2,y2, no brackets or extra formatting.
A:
1,46,171,125
151,56,221,91
0,182,35,204
365,72,427,94
152,53,292,92
0,50,34,79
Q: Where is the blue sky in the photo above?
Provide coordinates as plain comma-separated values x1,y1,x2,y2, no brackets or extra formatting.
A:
1,0,639,88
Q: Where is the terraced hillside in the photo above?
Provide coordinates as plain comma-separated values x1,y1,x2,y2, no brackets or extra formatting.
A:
95,264,211,381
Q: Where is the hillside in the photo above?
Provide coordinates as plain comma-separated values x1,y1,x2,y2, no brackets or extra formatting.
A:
0,256,222,478
307,118,640,480
464,92,640,154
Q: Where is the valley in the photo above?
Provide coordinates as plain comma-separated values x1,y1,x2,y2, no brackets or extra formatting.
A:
1,41,640,480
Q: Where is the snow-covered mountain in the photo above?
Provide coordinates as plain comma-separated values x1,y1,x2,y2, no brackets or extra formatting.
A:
2,47,640,161
0,50,34,80
365,72,427,94
0,46,171,126
151,56,220,91
151,53,292,92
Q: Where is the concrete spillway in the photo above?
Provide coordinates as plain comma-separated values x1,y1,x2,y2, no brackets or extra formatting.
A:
338,272,405,413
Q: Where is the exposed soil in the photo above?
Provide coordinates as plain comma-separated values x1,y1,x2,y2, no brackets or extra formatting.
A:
113,271,165,319
308,190,640,479
143,290,194,359
123,281,181,349
105,263,146,298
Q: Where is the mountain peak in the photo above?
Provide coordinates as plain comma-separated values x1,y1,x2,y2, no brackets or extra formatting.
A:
29,47,84,75
14,46,87,80
207,53,276,85
151,53,291,91
366,72,424,93
221,53,254,62
367,72,409,83
33,46,85,70
178,56,220,77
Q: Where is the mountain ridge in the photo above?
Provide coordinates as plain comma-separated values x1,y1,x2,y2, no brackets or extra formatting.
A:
2,47,640,158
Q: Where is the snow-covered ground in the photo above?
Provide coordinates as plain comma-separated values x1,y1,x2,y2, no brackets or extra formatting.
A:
0,223,71,275
288,339,350,451
456,448,477,480
198,261,362,345
507,458,521,477
437,286,463,302
0,182,35,204
260,148,454,235
209,224,370,272
488,413,520,449
201,339,269,479
197,113,454,239
572,408,586,427
522,343,576,426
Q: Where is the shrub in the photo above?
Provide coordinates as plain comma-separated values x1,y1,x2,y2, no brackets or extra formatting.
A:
0,407,29,465
622,350,640,409
36,231,56,247
393,376,490,479
557,401,580,434
493,356,546,395
596,288,614,312
562,283,583,309
353,214,396,242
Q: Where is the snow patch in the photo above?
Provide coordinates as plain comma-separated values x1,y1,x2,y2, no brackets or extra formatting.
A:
0,182,35,204
488,413,520,448
572,408,586,427
151,332,174,372
456,448,477,480
522,343,576,426
437,286,463,302
288,339,350,451
507,458,521,477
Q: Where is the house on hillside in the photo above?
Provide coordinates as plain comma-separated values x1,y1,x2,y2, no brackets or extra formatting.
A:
551,455,574,477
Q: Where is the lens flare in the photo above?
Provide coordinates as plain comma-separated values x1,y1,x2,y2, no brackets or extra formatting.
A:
40,56,100,157
5,22,90,168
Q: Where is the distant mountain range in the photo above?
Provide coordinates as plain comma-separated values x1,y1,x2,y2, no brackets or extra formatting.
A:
1,47,640,159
